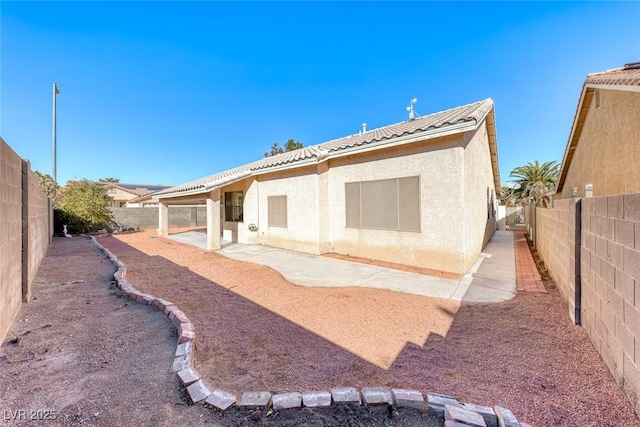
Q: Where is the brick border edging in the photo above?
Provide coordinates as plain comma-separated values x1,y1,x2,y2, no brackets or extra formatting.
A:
90,235,531,427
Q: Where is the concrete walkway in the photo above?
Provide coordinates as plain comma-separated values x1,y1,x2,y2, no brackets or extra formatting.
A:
164,230,517,302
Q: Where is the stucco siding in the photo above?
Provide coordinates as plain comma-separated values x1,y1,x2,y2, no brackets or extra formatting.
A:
254,167,320,253
462,122,497,271
326,135,467,274
106,187,138,206
238,178,259,244
559,89,640,199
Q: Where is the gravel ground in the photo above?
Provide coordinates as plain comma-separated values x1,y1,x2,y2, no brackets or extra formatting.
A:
0,236,443,426
95,229,640,427
2,231,639,426
0,236,215,426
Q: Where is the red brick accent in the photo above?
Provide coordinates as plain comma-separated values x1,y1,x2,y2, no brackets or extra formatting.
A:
514,231,547,293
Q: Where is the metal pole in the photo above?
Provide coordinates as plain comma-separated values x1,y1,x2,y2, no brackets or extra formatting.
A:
52,82,58,182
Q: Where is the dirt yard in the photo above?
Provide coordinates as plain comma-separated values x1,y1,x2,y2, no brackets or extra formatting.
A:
0,237,211,426
92,229,640,427
2,231,639,426
1,237,440,426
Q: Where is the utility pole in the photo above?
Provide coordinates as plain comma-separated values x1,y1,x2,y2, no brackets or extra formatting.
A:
52,82,60,182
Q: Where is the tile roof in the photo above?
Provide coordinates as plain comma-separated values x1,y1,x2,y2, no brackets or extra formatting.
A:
585,62,640,87
155,98,495,198
102,182,173,195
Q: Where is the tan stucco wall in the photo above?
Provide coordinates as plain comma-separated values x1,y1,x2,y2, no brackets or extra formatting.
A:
326,135,468,274
235,128,497,274
107,187,139,206
559,89,640,199
161,121,498,275
252,166,321,254
462,122,497,272
239,178,259,244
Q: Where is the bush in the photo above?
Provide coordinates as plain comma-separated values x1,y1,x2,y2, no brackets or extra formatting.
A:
55,180,113,234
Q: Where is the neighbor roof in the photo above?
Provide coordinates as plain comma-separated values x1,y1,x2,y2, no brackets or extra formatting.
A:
556,62,640,193
102,182,172,197
585,62,640,88
155,98,499,199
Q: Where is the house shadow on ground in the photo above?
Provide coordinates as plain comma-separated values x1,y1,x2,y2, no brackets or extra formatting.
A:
99,235,640,427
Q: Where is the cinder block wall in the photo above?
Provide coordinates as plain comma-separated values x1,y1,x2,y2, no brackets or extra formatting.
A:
533,193,640,416
580,194,640,412
0,139,51,343
111,206,206,230
24,161,52,301
0,139,24,342
535,199,579,323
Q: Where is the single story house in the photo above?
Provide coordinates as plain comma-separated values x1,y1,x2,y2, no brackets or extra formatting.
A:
555,62,640,199
102,182,172,207
154,98,501,275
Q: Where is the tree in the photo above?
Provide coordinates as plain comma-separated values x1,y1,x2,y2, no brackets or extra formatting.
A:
99,177,120,183
35,171,61,206
264,139,304,157
503,160,560,207
56,179,113,233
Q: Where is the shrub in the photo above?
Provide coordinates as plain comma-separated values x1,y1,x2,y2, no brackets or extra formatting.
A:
55,180,113,234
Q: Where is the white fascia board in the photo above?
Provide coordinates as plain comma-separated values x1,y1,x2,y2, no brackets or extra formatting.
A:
203,172,252,191
555,86,590,193
586,83,640,93
154,186,209,200
154,172,253,200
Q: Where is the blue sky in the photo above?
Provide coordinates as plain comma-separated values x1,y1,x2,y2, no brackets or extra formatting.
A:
1,1,639,187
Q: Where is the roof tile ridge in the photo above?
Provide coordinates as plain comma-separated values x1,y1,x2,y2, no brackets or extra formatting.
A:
317,99,489,147
587,66,625,77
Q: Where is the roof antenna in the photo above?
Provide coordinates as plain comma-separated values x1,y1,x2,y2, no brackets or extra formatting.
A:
407,98,418,121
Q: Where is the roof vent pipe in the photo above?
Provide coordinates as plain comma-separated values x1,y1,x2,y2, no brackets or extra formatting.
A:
362,123,367,133
407,98,418,121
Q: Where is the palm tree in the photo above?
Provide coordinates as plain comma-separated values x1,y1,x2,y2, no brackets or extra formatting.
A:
504,160,560,207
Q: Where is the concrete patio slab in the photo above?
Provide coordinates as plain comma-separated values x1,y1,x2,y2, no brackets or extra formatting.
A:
164,230,517,303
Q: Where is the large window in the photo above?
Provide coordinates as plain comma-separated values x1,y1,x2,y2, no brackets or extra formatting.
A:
268,195,287,228
346,176,420,232
224,191,243,222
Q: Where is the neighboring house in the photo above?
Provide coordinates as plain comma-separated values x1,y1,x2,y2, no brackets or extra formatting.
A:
532,62,640,417
154,99,501,275
102,183,172,207
555,62,640,199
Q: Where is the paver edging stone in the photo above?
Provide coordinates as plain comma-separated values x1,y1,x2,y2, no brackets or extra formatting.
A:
444,404,487,427
272,392,302,410
90,235,530,426
302,390,332,407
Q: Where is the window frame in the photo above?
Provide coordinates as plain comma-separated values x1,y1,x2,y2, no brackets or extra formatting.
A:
267,195,288,228
224,191,244,222
345,176,421,232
